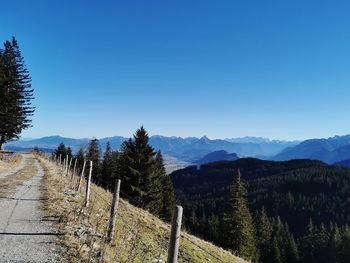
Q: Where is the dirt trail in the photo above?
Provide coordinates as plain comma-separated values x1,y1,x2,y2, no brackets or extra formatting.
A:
0,155,59,263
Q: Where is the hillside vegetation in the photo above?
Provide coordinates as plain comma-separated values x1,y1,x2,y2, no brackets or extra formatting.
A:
171,158,350,263
39,157,246,263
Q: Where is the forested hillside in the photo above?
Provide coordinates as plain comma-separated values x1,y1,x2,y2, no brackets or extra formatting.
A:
171,158,350,262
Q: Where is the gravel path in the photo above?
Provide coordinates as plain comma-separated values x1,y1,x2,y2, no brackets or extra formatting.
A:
0,156,59,263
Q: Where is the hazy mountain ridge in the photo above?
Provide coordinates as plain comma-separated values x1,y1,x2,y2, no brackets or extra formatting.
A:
6,135,298,162
273,135,350,163
8,134,350,163
194,150,239,165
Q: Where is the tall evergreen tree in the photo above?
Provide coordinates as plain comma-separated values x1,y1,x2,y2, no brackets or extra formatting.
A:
223,169,257,261
66,146,73,160
54,142,67,161
86,138,101,182
285,233,299,263
118,126,165,216
254,208,272,262
155,151,176,221
271,236,283,263
101,142,115,187
0,37,34,150
74,147,85,174
339,225,350,263
327,223,341,263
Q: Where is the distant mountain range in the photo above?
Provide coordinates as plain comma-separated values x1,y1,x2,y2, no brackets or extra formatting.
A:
194,150,238,165
334,159,350,168
272,135,350,164
5,135,297,162
7,134,350,164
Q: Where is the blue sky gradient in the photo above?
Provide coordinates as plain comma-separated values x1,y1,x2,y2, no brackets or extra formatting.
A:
1,0,350,140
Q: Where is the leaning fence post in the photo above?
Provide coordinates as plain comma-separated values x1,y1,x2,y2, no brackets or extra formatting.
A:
167,205,183,263
107,179,121,243
77,160,86,192
84,161,93,208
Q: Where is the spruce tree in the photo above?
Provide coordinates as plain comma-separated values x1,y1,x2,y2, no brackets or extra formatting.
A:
327,223,341,263
118,126,165,216
285,233,299,263
67,147,73,160
101,142,114,187
86,138,101,182
339,224,350,263
300,219,316,263
223,169,257,261
254,208,272,262
155,151,176,221
271,236,283,263
74,147,85,174
0,37,34,150
55,143,67,160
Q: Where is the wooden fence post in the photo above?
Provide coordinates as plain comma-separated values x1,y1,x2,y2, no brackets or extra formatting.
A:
107,179,121,243
72,158,77,179
65,155,69,176
84,161,93,208
59,154,62,165
62,158,66,175
167,206,183,263
67,157,73,177
77,160,86,192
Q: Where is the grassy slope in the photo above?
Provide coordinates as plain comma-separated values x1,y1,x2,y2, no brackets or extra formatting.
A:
39,157,246,263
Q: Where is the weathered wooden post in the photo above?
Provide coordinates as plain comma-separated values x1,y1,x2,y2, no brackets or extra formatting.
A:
65,155,69,176
77,160,86,192
59,154,62,165
72,158,77,179
84,161,93,207
62,158,66,176
167,206,183,263
67,157,73,177
107,179,121,243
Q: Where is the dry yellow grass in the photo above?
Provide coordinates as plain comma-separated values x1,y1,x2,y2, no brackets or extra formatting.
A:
0,154,36,198
39,156,247,263
0,154,22,174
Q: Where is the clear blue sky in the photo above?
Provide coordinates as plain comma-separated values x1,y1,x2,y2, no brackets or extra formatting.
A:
1,0,350,140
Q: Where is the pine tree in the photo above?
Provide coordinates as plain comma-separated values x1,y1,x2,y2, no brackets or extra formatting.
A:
0,37,34,150
223,169,257,261
327,223,341,263
300,218,316,263
101,142,114,187
55,143,67,160
67,147,73,160
86,138,101,182
339,224,350,263
118,127,166,217
285,233,299,263
271,236,283,263
118,128,154,202
118,139,135,197
156,151,176,221
74,147,85,174
254,208,272,262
